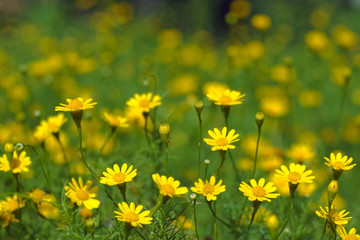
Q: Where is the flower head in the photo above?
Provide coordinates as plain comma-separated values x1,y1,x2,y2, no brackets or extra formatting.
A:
0,151,31,174
324,152,356,171
203,127,239,151
64,177,100,209
337,226,360,240
0,195,25,212
100,163,137,186
114,202,152,227
126,93,162,113
206,89,245,106
191,176,226,201
239,178,280,202
275,163,315,185
103,112,129,129
152,173,188,198
286,143,315,163
55,97,97,112
315,205,351,225
46,113,67,134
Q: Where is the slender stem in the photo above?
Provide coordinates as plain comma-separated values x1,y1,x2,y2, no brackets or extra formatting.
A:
275,196,294,240
193,199,200,240
54,133,70,173
164,143,169,175
143,113,155,163
207,201,232,229
197,113,203,178
213,201,217,240
118,184,127,202
102,221,121,240
228,151,241,181
99,128,116,156
328,203,337,240
124,223,132,240
215,150,226,178
149,194,163,217
14,173,22,221
320,220,327,240
204,163,209,179
251,126,262,179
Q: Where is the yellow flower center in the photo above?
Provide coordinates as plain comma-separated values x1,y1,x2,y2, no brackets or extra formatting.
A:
252,186,267,197
219,95,232,104
216,137,228,146
68,99,84,110
113,172,126,183
288,172,301,182
329,209,340,222
139,99,150,108
162,184,175,196
76,189,89,201
333,161,346,169
203,183,214,194
11,157,21,169
125,211,139,222
344,234,358,240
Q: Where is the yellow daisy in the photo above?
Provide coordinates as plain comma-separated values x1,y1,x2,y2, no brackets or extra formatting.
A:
46,113,67,133
315,205,351,225
275,163,315,185
203,127,239,151
337,226,360,240
0,151,31,174
0,195,25,212
239,178,280,202
206,88,245,106
152,173,188,198
103,112,129,129
0,212,19,228
286,143,315,163
191,176,226,201
100,163,137,186
126,93,162,113
34,122,50,143
55,97,97,112
64,177,100,209
324,152,356,171
114,202,152,227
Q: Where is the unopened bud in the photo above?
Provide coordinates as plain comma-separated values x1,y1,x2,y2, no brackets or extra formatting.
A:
195,100,204,115
15,143,24,152
204,159,210,165
327,180,338,204
255,112,264,128
159,123,170,144
85,218,95,232
190,193,197,201
5,143,14,153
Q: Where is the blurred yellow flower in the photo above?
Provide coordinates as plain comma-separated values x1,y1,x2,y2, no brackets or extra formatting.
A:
126,93,162,113
286,143,315,163
47,113,67,134
65,177,100,209
114,202,152,227
305,31,328,53
103,112,129,129
259,155,283,172
246,41,265,60
191,176,226,201
207,89,245,106
337,226,360,240
100,163,137,186
239,178,279,202
0,151,31,174
315,205,351,225
260,96,290,118
203,82,228,96
0,211,19,228
203,127,239,151
229,0,251,19
55,97,97,112
0,195,25,212
152,174,188,198
251,14,271,31
169,74,198,96
298,90,323,107
37,194,60,219
332,25,358,49
332,66,351,86
271,65,292,83
275,163,315,185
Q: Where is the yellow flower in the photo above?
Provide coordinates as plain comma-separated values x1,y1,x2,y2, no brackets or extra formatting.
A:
324,152,356,171
203,82,228,96
239,178,280,202
64,177,100,209
34,122,50,143
55,97,97,112
100,163,137,186
286,143,315,163
37,194,59,219
305,31,328,52
46,113,67,133
337,226,360,240
126,92,162,113
0,212,19,228
0,151,31,174
251,14,271,31
191,176,226,201
275,163,315,185
103,112,129,129
260,96,290,118
152,173,188,198
114,202,152,227
0,195,25,212
315,205,351,225
203,127,239,151
206,88,245,106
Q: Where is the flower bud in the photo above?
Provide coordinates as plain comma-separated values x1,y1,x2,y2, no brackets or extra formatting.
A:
195,100,204,115
204,159,210,165
15,143,24,152
255,112,264,128
85,218,95,232
190,193,197,201
5,143,14,153
327,180,338,204
159,123,170,144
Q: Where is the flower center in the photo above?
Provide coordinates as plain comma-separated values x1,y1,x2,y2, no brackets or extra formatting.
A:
329,209,340,222
333,161,345,169
8,200,20,212
11,157,21,169
219,96,232,104
76,189,89,201
125,211,139,222
288,172,301,182
203,183,214,194
216,137,228,146
113,172,126,183
139,99,150,108
163,184,175,195
252,186,267,197
344,234,358,240
68,99,84,110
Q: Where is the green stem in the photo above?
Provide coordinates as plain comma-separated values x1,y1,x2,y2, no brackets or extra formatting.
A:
14,173,22,221
275,196,294,240
149,194,163,217
124,223,132,240
197,113,203,178
53,132,70,174
215,150,226,178
207,201,233,229
164,143,169,175
214,201,217,240
328,203,337,240
251,126,262,179
320,220,327,240
118,184,127,202
102,221,121,240
99,128,116,156
193,199,200,240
